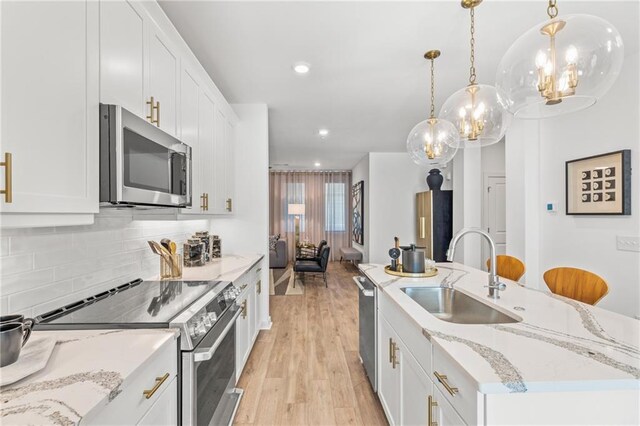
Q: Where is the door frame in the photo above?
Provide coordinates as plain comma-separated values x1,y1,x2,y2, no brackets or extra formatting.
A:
482,172,506,270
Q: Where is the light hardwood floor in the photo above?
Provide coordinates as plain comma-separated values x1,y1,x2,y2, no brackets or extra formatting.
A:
234,261,388,426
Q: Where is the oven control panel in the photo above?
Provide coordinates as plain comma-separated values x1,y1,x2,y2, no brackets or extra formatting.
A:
185,284,242,344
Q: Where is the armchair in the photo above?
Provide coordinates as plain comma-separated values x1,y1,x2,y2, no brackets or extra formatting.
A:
294,246,331,287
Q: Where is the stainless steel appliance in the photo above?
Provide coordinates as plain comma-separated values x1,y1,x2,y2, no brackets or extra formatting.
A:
352,275,377,391
100,104,192,208
35,278,244,426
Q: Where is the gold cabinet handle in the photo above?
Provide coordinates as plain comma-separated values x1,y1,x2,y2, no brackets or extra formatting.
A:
241,300,247,318
1,152,12,203
389,338,394,364
420,217,426,239
256,280,261,294
205,193,209,211
200,193,206,211
146,96,159,125
226,198,232,212
428,395,438,426
143,373,170,399
392,341,399,369
434,371,459,396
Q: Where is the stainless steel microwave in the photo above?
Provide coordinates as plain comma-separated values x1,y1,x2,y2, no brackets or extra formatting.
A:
99,104,192,208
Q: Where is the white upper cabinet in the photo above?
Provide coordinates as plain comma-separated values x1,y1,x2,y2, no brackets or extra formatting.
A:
148,30,179,137
224,120,236,214
0,0,99,225
99,0,146,116
180,66,202,214
199,91,217,214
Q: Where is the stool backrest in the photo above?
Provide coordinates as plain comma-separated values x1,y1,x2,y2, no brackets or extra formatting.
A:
486,255,526,282
543,267,609,305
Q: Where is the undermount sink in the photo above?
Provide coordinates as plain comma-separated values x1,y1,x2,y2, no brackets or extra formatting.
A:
401,287,521,324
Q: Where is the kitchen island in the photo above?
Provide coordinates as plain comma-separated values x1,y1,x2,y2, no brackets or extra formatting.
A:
360,262,640,425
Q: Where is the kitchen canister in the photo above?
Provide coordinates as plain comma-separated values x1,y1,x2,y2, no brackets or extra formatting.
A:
211,235,221,258
184,239,205,267
194,231,212,262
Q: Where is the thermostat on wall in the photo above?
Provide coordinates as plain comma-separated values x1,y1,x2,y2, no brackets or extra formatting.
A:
546,202,557,212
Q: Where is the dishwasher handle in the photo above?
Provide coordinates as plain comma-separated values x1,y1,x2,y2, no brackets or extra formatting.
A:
352,276,375,297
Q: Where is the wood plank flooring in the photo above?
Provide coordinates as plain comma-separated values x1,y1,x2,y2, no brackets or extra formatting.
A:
234,261,388,426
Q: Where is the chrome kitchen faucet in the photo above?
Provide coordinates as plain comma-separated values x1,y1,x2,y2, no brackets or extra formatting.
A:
446,228,506,300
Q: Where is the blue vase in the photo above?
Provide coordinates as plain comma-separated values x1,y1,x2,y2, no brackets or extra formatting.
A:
426,169,443,191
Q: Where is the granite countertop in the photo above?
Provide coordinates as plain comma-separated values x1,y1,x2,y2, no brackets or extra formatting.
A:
0,329,178,425
162,254,264,283
359,262,640,394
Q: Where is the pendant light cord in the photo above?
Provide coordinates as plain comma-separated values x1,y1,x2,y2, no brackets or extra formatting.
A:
430,57,436,119
468,7,477,85
547,0,558,18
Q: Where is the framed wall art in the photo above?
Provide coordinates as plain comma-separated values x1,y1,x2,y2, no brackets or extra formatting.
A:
566,150,631,215
352,180,364,244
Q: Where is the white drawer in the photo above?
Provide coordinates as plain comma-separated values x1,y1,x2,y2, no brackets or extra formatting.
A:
90,337,178,425
432,345,479,425
379,291,432,375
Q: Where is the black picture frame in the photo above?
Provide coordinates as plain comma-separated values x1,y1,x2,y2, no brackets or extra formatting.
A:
565,149,631,215
352,180,364,245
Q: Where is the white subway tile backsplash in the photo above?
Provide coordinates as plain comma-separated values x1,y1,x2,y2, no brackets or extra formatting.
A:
0,211,209,316
8,279,74,313
10,233,73,255
0,269,54,296
0,254,33,276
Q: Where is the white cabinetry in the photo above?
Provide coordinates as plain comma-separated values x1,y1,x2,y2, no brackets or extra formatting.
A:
235,262,262,381
0,0,99,227
147,29,179,137
211,109,235,214
179,66,202,214
378,316,402,425
88,337,178,425
99,0,146,117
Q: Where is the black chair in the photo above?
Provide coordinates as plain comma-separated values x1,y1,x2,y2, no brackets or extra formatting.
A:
293,246,330,287
296,240,327,262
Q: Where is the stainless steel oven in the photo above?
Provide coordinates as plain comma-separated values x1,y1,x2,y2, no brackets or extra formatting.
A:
99,104,192,208
182,303,242,426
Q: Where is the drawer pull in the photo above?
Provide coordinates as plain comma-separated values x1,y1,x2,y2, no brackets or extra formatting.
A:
241,300,247,318
388,338,393,364
240,284,248,290
391,340,399,369
428,394,438,426
434,371,459,396
143,373,170,399
257,280,261,294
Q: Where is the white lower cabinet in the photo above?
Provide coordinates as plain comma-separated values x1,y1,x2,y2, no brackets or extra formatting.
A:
432,386,466,426
235,262,263,381
378,315,402,425
87,337,178,425
136,376,178,426
235,286,250,380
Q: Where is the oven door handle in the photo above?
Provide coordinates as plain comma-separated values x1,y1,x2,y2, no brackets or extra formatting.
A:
352,276,374,297
194,308,242,363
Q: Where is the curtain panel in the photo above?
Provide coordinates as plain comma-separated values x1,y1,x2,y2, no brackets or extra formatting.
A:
269,171,352,261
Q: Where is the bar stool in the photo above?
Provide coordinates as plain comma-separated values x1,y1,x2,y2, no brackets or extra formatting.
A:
543,267,609,305
486,255,526,282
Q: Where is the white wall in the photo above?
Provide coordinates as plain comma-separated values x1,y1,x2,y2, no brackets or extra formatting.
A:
211,104,271,328
351,154,370,262
0,211,210,317
367,153,430,264
506,53,640,318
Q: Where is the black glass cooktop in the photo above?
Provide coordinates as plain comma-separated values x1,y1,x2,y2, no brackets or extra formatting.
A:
35,279,228,328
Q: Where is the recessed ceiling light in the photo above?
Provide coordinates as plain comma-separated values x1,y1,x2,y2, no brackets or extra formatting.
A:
314,162,321,167
318,128,329,138
293,62,310,74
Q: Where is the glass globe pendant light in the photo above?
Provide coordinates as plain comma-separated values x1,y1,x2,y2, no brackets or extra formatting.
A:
496,0,624,119
406,50,459,168
439,0,510,148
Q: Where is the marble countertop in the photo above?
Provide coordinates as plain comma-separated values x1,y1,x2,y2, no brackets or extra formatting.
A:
161,253,263,283
359,262,640,394
0,329,178,425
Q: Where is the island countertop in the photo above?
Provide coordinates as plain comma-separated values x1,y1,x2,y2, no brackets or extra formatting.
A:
0,329,178,425
359,262,640,394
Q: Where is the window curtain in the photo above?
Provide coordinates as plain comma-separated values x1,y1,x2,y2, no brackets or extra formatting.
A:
269,171,352,261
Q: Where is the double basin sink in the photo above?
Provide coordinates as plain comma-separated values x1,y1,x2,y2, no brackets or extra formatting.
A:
401,287,520,324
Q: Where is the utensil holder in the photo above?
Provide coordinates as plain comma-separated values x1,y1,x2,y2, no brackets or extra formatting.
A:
160,254,183,280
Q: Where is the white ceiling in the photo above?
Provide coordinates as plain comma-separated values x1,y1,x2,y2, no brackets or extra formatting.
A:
159,1,639,170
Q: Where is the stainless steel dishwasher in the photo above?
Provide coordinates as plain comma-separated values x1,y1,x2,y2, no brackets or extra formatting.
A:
352,275,377,391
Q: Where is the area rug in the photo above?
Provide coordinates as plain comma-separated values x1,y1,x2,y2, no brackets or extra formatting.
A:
270,266,304,295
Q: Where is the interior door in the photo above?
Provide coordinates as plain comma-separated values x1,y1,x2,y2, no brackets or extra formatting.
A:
483,175,507,265
148,30,178,136
0,0,99,214
99,0,145,117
